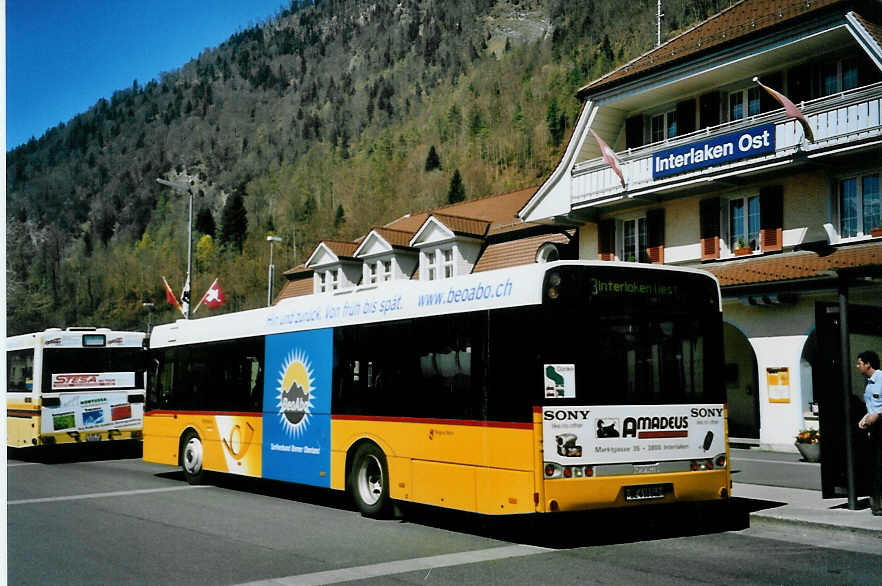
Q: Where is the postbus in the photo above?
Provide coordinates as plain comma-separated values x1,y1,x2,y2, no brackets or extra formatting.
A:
144,261,729,517
6,327,147,448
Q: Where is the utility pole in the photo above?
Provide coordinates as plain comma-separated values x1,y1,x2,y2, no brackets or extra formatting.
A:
156,178,195,319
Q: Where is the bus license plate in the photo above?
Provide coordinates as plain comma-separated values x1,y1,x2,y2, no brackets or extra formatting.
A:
86,433,101,442
624,484,668,501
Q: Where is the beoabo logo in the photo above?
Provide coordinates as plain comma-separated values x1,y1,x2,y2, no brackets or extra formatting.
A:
623,415,688,438
543,409,591,421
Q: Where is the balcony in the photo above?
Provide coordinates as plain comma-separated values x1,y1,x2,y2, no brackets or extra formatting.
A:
572,81,882,207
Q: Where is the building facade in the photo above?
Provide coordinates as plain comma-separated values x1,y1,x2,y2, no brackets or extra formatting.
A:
519,0,882,450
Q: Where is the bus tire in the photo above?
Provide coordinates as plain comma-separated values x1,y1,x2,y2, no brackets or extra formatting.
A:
349,443,391,518
180,430,205,485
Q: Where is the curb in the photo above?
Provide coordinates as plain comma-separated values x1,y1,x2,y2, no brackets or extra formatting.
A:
748,506,882,540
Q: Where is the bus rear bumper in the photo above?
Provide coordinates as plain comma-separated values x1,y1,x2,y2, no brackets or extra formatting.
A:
542,470,730,512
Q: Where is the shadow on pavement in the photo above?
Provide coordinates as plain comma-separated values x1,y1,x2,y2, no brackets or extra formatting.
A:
8,441,143,464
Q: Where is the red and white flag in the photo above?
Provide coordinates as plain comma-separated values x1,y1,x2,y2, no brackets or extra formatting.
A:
162,276,182,313
753,76,814,143
195,278,225,312
590,129,626,189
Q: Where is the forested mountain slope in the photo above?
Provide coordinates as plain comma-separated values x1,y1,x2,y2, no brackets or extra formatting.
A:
6,0,727,334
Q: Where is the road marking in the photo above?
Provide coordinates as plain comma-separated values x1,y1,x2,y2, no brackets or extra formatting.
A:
8,485,210,505
7,462,41,467
237,544,551,586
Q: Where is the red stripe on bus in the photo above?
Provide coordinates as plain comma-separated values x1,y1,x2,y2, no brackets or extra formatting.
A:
331,414,533,430
145,409,260,417
638,430,689,439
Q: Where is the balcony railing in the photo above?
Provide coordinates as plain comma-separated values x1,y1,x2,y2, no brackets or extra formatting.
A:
572,81,882,206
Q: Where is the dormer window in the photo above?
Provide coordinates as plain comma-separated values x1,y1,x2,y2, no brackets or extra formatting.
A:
442,249,454,278
369,263,377,284
319,273,327,293
382,260,392,281
330,269,339,291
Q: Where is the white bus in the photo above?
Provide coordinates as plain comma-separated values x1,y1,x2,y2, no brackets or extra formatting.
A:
6,327,147,448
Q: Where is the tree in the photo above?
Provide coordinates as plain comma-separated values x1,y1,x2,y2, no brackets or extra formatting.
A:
546,97,566,146
195,206,216,236
447,169,465,204
424,145,441,171
220,191,248,252
334,204,345,230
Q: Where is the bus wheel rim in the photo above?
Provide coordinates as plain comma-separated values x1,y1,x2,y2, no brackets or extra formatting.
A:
184,437,203,475
357,454,383,506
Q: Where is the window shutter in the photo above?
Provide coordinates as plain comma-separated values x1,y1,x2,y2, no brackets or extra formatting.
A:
760,185,783,251
699,92,720,129
676,99,696,136
699,198,720,261
645,209,665,264
598,220,615,261
625,115,644,150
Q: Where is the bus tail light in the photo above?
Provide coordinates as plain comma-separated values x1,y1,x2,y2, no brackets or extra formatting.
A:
546,272,562,300
544,463,562,478
690,459,714,471
715,454,727,468
563,467,572,478
584,466,594,477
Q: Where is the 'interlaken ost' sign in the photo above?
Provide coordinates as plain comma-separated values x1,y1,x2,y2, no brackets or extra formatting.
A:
652,123,775,180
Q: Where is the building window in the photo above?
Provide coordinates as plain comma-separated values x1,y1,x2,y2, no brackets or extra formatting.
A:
651,110,677,143
728,87,761,122
442,249,454,278
318,272,327,293
622,218,648,262
729,195,760,251
839,174,881,238
330,269,339,291
382,260,392,282
369,263,377,284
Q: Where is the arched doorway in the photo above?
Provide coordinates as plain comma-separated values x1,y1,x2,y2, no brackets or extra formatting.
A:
724,322,760,442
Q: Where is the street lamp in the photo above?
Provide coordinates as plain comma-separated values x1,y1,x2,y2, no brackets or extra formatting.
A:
156,178,195,319
267,235,283,306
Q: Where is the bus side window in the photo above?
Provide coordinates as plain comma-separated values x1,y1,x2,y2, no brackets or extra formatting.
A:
6,350,34,393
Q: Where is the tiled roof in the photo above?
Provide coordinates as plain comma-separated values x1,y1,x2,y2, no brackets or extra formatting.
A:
320,240,360,259
370,227,416,248
275,272,314,302
428,213,491,238
705,241,882,287
473,232,573,273
385,186,539,233
579,0,848,96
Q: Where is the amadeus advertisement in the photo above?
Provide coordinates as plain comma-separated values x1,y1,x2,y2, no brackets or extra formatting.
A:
262,328,332,488
542,404,726,466
652,123,775,180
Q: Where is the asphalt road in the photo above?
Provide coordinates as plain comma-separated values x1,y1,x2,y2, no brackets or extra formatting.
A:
7,444,879,585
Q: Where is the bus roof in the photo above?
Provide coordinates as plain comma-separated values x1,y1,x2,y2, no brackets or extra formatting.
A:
5,328,146,351
149,261,719,349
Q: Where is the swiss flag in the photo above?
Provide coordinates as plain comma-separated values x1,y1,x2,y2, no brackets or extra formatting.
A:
200,278,225,309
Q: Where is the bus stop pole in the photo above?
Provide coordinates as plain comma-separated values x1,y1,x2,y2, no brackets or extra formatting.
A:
838,276,857,510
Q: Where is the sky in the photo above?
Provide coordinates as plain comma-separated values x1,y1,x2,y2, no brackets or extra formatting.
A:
7,1,290,151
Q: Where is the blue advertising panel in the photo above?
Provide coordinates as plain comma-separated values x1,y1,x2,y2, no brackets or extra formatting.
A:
652,124,775,180
262,328,333,487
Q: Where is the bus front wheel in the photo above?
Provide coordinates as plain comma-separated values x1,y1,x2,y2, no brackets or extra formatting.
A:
349,443,391,518
181,430,205,485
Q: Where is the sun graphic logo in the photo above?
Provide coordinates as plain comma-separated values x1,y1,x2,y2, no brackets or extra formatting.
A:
275,349,315,438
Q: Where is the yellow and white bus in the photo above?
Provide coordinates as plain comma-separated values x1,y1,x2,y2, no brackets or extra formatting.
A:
144,261,729,516
6,327,147,448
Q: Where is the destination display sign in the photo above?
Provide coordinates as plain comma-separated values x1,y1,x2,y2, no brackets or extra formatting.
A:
652,124,775,180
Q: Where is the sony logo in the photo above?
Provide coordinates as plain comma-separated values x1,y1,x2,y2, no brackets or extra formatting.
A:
543,409,591,421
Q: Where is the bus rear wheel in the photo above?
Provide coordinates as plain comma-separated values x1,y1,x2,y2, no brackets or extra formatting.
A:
349,443,391,518
181,430,205,485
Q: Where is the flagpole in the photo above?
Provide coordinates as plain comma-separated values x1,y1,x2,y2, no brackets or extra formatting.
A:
156,178,195,319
